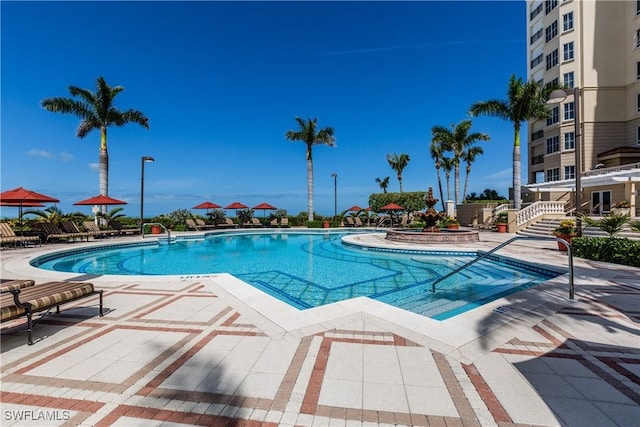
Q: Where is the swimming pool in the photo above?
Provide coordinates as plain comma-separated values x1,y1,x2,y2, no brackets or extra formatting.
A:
32,231,560,319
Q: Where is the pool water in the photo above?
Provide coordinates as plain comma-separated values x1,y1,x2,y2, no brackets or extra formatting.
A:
32,231,560,319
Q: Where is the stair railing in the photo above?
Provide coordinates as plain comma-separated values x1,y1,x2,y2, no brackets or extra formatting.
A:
430,236,575,300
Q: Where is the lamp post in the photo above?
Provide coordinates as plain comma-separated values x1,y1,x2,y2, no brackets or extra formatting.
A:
140,156,155,235
331,173,337,220
547,87,582,236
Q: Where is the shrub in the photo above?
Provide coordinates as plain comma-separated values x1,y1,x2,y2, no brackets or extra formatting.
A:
306,220,324,228
571,237,640,267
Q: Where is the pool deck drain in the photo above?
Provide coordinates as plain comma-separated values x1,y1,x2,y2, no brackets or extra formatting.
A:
1,230,639,426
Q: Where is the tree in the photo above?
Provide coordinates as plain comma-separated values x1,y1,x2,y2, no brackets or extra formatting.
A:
431,120,489,205
429,140,447,211
375,176,390,193
469,74,555,210
386,153,410,193
441,156,454,202
41,77,150,206
285,117,336,221
461,146,485,202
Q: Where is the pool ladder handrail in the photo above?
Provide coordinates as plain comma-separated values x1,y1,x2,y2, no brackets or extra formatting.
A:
430,236,574,300
142,222,171,241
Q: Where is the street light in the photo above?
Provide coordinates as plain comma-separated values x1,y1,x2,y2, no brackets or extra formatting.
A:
331,173,337,220
140,156,155,235
547,87,582,236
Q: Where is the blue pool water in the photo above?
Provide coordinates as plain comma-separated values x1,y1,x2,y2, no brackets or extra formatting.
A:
32,231,560,319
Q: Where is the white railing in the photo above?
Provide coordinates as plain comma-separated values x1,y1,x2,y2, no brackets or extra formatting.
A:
516,201,566,226
492,204,510,216
582,162,640,177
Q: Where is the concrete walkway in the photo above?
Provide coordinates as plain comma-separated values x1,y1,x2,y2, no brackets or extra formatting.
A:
1,230,638,426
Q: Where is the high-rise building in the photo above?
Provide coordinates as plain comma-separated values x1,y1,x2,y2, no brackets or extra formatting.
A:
524,0,639,216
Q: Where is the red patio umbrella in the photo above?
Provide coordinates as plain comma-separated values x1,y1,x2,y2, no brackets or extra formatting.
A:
224,202,248,210
252,202,277,218
0,186,59,222
0,201,45,207
192,201,222,210
74,194,128,206
380,203,404,211
346,205,364,212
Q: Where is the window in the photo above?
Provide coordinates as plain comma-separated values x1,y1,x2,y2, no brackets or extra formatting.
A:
545,77,559,88
531,3,543,20
563,72,574,88
530,28,543,44
637,30,640,48
564,131,575,150
545,0,558,15
562,12,574,31
637,94,640,112
530,53,544,69
637,0,640,15
564,102,575,120
546,49,558,70
531,129,545,140
546,135,560,154
637,62,640,79
546,168,560,182
564,166,575,180
637,126,640,144
563,42,574,61
547,106,559,125
545,21,558,42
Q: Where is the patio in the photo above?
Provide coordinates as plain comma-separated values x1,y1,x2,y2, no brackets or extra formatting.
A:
1,231,638,426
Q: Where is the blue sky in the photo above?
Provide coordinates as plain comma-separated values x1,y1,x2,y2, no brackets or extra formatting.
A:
1,1,526,219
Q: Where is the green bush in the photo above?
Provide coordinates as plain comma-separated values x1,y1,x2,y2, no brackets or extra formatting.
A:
571,237,640,267
306,220,325,228
368,191,427,213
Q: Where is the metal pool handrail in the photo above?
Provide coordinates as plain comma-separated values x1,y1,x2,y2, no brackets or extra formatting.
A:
430,236,575,299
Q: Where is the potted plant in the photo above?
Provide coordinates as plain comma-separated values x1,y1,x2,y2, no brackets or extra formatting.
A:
553,219,577,251
442,216,460,229
495,212,508,233
611,201,631,216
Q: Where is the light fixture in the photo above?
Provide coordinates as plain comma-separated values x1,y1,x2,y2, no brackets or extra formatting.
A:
140,156,155,235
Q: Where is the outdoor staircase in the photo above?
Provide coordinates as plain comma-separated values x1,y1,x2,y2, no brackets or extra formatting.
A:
517,217,640,240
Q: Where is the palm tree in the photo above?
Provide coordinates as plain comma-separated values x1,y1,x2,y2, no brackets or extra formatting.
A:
386,153,410,193
375,176,390,193
41,77,149,203
461,146,485,202
431,120,489,205
429,140,447,211
469,74,555,210
441,156,454,203
285,117,336,221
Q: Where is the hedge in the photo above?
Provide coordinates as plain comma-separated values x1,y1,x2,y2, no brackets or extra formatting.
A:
571,237,640,267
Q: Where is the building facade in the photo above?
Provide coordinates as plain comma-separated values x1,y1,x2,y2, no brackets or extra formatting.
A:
524,0,639,216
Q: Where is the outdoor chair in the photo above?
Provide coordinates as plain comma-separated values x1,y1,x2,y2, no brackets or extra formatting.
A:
37,222,82,243
60,220,92,241
82,221,115,238
1,279,103,345
0,223,40,248
108,220,139,235
269,218,279,227
343,216,355,227
195,218,216,230
280,217,290,228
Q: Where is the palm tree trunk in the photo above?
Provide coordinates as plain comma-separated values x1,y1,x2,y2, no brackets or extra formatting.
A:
307,157,314,221
398,174,403,193
454,163,460,206
446,173,451,202
463,165,471,202
99,128,109,216
513,127,521,210
436,166,445,211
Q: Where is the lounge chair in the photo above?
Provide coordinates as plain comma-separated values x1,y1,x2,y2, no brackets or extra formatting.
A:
217,218,238,229
185,218,200,231
195,218,216,230
0,223,40,248
1,280,103,345
354,217,364,227
108,220,139,235
280,217,290,228
343,216,355,227
37,222,82,243
59,220,92,241
249,218,264,228
269,218,279,227
82,220,115,238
